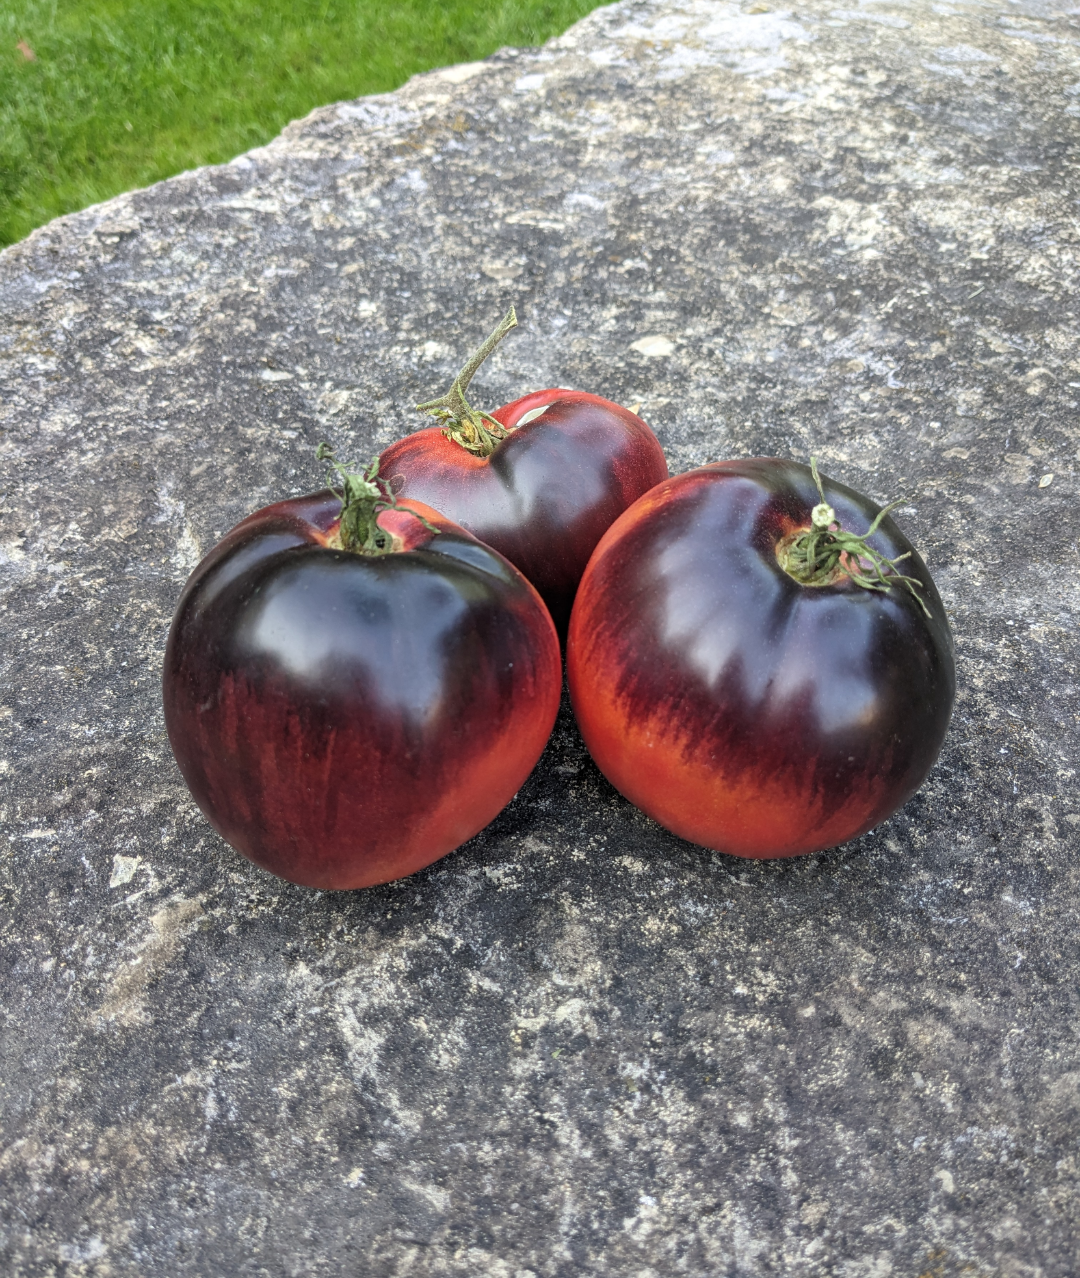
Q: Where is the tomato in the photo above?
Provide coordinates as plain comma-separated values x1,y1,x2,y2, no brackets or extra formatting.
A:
566,458,955,858
163,458,561,889
379,309,668,637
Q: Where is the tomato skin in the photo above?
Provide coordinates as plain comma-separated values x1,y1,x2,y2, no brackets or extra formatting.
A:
163,494,560,889
379,391,668,637
566,459,956,858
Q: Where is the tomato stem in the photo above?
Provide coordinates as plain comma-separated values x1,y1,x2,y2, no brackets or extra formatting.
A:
415,307,518,457
317,444,438,555
775,458,930,615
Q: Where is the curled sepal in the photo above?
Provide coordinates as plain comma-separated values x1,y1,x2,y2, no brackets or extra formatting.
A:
776,457,930,616
415,307,518,457
316,442,438,556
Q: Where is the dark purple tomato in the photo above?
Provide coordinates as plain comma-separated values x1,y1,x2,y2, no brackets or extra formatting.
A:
380,388,669,638
566,458,955,858
163,493,561,889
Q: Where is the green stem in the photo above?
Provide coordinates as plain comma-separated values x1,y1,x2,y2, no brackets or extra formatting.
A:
415,307,518,457
316,443,437,555
776,458,930,616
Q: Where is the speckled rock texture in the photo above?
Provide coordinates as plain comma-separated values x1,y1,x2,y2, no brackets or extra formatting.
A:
2,0,1079,1273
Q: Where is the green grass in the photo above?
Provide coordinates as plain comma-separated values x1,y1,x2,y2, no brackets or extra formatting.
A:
0,0,606,247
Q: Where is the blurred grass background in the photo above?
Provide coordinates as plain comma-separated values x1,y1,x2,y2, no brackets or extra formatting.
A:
1,0,606,247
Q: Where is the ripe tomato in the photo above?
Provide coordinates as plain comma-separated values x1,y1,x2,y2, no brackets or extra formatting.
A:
566,458,955,858
379,310,668,637
163,461,561,889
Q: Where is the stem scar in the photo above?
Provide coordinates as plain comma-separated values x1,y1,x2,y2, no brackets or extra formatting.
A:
775,458,930,616
415,307,519,457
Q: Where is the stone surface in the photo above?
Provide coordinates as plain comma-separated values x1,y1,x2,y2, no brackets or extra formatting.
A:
2,0,1080,1273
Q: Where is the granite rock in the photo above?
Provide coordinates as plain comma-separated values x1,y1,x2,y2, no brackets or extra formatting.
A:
2,0,1080,1274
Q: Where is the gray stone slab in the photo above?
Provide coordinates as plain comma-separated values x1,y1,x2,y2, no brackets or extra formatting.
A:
2,0,1079,1273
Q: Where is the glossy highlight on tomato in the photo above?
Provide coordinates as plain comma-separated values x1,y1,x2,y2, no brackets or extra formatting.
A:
163,492,561,889
380,389,669,637
567,458,956,858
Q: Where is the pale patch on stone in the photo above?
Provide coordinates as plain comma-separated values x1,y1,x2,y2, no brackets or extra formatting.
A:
334,952,431,1134
699,147,736,164
218,197,282,214
613,4,810,79
436,61,486,84
563,191,607,212
552,998,593,1033
801,1198,830,1225
401,1177,451,1213
623,1192,662,1240
174,520,201,573
97,897,203,1026
41,409,79,435
631,335,675,357
482,260,524,281
317,388,355,416
58,1237,106,1264
396,168,428,193
109,855,141,888
517,834,551,857
336,99,415,130
505,209,566,230
830,8,910,27
0,536,27,565
813,196,891,250
837,1255,893,1277
1004,454,1034,484
94,218,141,238
483,863,520,887
934,42,997,62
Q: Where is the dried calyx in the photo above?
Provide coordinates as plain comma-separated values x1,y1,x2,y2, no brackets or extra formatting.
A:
317,443,437,556
776,458,929,615
416,307,518,457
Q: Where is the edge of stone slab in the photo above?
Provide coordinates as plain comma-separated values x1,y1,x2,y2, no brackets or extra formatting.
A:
0,0,633,274
0,58,503,272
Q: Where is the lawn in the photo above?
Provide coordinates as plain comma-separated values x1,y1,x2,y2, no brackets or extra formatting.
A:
0,0,606,247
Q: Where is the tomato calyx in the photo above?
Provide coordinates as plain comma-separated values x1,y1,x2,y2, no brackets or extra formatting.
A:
316,443,438,555
415,307,519,457
775,458,930,615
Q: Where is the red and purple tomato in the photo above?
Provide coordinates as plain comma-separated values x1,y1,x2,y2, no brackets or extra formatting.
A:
380,389,669,637
566,458,955,858
163,492,561,889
